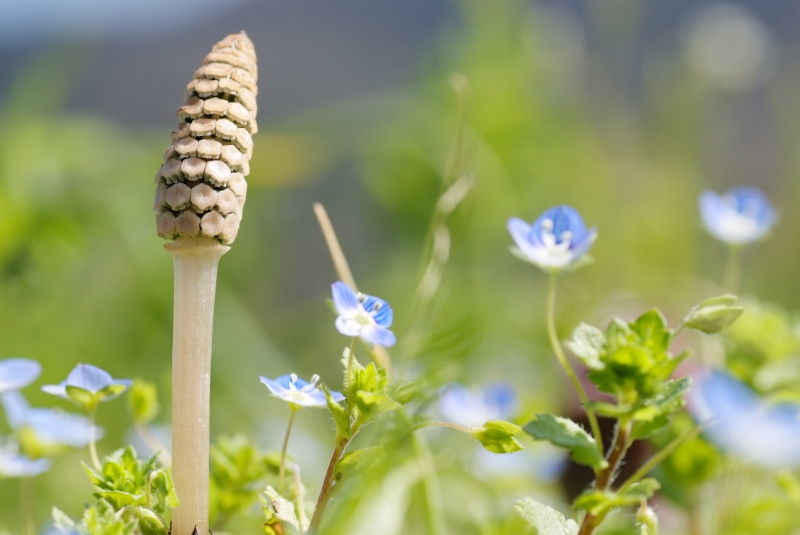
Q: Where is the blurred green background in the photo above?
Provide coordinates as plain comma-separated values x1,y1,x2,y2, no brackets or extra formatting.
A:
1,0,799,533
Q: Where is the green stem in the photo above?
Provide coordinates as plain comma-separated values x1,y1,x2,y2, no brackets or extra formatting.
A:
546,272,604,455
21,476,34,535
279,408,297,495
723,245,742,293
88,408,102,471
144,470,156,510
619,423,705,494
406,421,474,434
308,438,349,533
346,337,357,394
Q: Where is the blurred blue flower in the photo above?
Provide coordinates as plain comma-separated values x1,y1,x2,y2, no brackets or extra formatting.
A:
699,187,777,245
438,383,519,428
0,358,41,393
0,442,50,477
42,363,131,411
1,391,101,451
691,371,800,468
332,281,396,347
260,374,344,408
508,205,597,271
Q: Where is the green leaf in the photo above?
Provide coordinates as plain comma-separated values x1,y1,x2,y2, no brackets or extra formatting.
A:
388,378,426,405
336,445,384,476
620,478,661,502
630,309,672,354
263,485,303,531
566,323,606,371
517,498,579,535
52,507,77,532
323,386,351,439
472,420,524,454
574,480,660,520
523,414,607,470
684,294,743,334
127,379,159,424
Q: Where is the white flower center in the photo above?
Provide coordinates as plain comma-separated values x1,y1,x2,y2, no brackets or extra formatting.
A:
717,195,763,242
539,219,575,260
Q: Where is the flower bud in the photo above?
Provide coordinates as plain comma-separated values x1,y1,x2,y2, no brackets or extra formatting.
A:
684,294,744,334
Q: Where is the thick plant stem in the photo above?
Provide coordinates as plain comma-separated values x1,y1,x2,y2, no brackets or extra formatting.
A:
279,409,297,495
546,272,603,454
309,438,348,533
578,421,632,535
166,238,229,535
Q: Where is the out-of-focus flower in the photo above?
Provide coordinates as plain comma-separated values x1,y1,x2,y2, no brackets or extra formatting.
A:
42,364,131,411
507,205,597,272
690,371,800,468
0,358,41,393
260,374,344,408
699,187,777,245
0,442,50,478
682,3,779,92
438,383,518,428
331,282,396,347
1,391,101,454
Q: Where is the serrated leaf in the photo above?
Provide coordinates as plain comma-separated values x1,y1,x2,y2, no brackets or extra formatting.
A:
264,486,301,531
630,310,672,354
323,386,351,439
473,420,524,454
620,478,661,502
523,414,607,470
566,323,606,371
516,498,579,535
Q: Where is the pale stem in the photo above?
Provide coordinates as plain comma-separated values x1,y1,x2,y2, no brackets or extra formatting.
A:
88,408,102,471
313,203,392,374
21,476,34,535
546,272,604,454
135,422,172,467
166,237,229,535
723,245,742,293
279,408,298,495
293,464,307,529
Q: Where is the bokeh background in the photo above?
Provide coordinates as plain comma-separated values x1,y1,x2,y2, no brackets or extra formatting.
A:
1,0,799,533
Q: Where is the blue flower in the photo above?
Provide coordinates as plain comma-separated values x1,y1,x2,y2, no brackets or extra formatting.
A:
699,187,778,245
690,371,800,468
41,364,131,412
438,383,519,428
0,443,50,478
1,391,101,452
331,282,396,347
0,358,41,393
508,205,597,271
260,374,344,408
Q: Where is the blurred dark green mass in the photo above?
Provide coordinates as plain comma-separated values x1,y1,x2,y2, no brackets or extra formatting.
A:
1,1,800,534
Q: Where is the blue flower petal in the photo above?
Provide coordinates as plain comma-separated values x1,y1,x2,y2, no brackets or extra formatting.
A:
533,205,588,245
260,376,290,398
568,227,598,260
0,359,41,392
360,325,396,348
2,391,100,448
507,217,536,247
1,391,31,429
66,364,113,393
301,390,330,407
335,316,362,337
332,282,360,314
363,295,393,328
329,390,345,403
0,450,51,478
41,384,68,399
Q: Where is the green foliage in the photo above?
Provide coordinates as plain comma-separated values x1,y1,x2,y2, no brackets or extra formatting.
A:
53,500,138,535
683,294,743,334
516,498,579,535
209,434,279,525
472,420,524,454
574,478,660,522
263,486,308,533
339,348,400,431
523,414,606,470
127,379,159,425
83,446,177,515
636,504,658,535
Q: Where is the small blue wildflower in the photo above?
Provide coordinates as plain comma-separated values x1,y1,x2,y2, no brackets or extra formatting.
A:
508,205,597,271
0,443,50,478
331,281,396,347
699,187,778,245
260,374,344,408
41,364,131,411
691,371,800,469
2,391,101,450
0,358,41,393
438,383,519,428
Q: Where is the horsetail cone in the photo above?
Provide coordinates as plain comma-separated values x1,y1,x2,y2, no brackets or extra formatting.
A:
158,33,257,535
154,32,256,244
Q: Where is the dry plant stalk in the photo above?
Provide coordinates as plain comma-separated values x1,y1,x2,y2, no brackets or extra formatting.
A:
152,32,257,535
